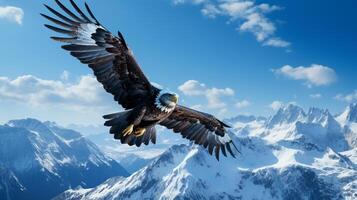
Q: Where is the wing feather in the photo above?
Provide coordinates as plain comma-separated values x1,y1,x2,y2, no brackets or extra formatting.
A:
85,3,101,25
55,0,85,22
41,14,72,28
43,1,160,109
160,105,239,160
44,24,75,35
44,4,78,25
69,0,93,23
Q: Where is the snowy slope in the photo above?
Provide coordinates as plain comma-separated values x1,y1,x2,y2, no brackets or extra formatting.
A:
55,141,357,200
55,104,357,200
337,103,357,124
0,118,129,200
86,125,186,172
0,165,25,200
118,155,154,174
249,104,349,151
337,103,357,148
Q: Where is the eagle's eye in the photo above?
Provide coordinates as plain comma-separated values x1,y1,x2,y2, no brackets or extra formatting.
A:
169,94,179,104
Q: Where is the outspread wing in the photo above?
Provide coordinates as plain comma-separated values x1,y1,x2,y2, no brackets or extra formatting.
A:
42,0,159,109
160,105,239,160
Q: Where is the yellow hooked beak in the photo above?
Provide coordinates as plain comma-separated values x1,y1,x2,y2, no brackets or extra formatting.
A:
170,94,179,104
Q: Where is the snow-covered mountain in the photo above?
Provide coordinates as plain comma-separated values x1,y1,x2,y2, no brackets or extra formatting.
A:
0,118,129,200
267,104,306,128
118,155,154,174
337,103,357,148
55,142,357,200
85,125,186,173
337,103,357,124
54,104,357,200
257,104,349,152
0,164,25,200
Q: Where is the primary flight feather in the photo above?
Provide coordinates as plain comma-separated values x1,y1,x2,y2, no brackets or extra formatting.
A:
42,0,239,160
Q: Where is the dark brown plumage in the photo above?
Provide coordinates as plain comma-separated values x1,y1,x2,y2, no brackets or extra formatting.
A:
42,0,239,160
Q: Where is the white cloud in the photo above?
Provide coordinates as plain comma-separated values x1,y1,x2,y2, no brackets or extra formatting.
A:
173,0,289,48
269,101,284,111
335,90,357,103
0,6,24,25
309,93,322,99
257,4,281,13
235,99,251,108
178,80,206,96
201,4,221,18
219,1,254,18
273,64,337,87
0,74,112,110
239,13,275,42
269,101,298,111
178,80,234,109
206,87,234,109
263,38,290,48
0,74,121,125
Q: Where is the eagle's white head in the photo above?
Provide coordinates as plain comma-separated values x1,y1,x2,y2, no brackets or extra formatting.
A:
155,90,179,113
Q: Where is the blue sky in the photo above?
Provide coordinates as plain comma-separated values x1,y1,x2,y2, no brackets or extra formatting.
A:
0,0,356,126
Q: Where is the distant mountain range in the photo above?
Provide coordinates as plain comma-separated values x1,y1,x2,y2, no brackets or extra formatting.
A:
0,118,129,200
55,103,357,200
85,124,185,173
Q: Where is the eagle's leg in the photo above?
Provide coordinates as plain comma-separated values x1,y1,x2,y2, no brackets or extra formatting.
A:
122,106,147,137
122,124,134,136
134,128,146,137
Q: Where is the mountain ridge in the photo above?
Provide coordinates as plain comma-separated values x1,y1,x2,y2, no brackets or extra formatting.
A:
0,118,129,200
54,103,357,200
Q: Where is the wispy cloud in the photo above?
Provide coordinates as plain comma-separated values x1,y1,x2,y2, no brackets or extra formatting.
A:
263,38,290,48
235,99,251,109
0,6,24,25
178,80,234,111
272,64,337,87
173,0,289,48
309,93,322,99
335,90,357,103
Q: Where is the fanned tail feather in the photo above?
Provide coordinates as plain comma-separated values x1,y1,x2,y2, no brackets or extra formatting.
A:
103,111,156,147
103,110,131,135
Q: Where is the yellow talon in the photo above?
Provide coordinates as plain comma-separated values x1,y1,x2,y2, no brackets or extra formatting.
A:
134,128,146,137
122,124,134,137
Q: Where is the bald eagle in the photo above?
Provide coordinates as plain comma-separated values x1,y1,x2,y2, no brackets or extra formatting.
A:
42,0,239,160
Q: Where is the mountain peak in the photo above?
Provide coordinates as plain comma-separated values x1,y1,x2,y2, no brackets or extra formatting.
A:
279,104,305,116
267,104,306,127
306,107,335,124
337,103,357,125
307,107,327,114
347,103,357,122
43,121,59,128
8,118,42,125
7,118,49,132
0,118,129,199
